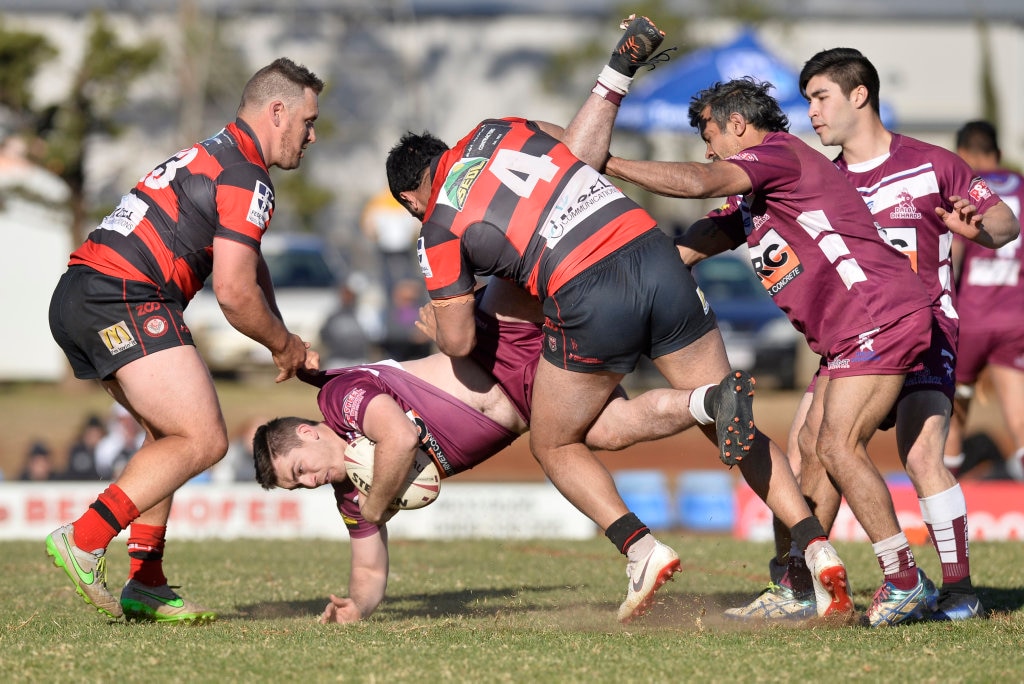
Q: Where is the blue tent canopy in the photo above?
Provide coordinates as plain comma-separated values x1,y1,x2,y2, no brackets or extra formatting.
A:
617,29,896,135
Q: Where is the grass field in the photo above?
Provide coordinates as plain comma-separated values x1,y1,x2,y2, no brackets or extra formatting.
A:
3,535,1023,682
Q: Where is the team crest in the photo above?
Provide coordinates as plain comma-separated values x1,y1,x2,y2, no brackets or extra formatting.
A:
889,188,922,220
442,157,488,211
144,316,168,337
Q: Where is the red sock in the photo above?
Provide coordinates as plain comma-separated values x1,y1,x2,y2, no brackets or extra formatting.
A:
72,485,140,552
127,523,168,587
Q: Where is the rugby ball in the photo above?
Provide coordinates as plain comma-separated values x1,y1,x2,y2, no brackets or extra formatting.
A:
343,436,441,510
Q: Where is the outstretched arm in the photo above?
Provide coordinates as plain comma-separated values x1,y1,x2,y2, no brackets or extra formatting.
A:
936,199,1020,249
320,530,389,624
606,156,753,199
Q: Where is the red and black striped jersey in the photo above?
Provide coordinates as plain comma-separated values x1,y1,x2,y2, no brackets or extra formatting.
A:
68,120,273,306
417,118,656,301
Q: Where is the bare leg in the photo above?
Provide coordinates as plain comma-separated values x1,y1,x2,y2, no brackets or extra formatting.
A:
815,374,905,543
529,360,628,530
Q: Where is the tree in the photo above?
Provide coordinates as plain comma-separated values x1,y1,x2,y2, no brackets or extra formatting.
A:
34,10,161,246
0,19,57,118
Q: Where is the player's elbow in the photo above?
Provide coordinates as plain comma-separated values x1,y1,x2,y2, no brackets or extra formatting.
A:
436,331,476,357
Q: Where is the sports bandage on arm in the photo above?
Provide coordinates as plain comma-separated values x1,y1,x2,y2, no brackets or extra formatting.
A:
592,66,633,106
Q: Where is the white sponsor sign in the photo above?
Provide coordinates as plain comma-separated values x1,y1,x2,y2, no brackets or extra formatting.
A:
0,482,595,541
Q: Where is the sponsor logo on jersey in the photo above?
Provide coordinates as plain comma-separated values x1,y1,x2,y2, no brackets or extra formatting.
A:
889,188,922,220
342,388,366,427
442,157,488,211
729,151,759,162
542,170,621,247
750,229,803,296
98,321,137,355
968,177,994,204
878,226,919,272
827,355,851,370
547,334,558,353
751,212,771,232
695,286,710,315
246,180,274,230
143,316,168,337
416,237,433,278
407,409,453,476
99,193,149,237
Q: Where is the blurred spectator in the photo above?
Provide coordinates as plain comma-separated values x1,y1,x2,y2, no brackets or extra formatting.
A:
211,416,265,484
20,441,57,481
361,187,421,303
61,413,105,480
95,404,145,480
381,278,433,361
319,279,373,368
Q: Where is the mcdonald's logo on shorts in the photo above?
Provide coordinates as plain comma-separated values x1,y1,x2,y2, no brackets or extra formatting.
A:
98,321,137,355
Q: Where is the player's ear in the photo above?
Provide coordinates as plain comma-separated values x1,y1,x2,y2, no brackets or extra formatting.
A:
729,111,747,136
850,85,869,109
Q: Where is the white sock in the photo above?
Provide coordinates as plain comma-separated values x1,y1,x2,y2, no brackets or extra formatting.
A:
688,384,715,425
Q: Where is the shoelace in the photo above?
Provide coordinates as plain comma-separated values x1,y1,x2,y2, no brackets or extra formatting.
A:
636,47,678,71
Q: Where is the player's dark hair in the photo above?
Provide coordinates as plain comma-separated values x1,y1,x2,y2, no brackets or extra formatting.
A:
386,131,450,207
956,120,1001,161
252,416,320,489
689,77,790,135
239,57,324,112
799,47,881,115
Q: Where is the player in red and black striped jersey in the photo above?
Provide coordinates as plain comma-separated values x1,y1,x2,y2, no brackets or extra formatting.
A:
45,58,324,623
384,16,851,624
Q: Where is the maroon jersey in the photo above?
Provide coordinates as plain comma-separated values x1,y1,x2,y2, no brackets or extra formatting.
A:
417,118,656,301
468,310,542,424
835,133,1004,346
322,363,520,539
955,168,1024,332
709,131,931,356
68,120,273,306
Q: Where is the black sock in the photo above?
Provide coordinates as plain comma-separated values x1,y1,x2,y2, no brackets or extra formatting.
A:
704,385,720,419
605,513,650,554
791,516,827,552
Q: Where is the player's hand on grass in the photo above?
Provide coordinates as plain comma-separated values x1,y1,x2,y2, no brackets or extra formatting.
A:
319,594,362,624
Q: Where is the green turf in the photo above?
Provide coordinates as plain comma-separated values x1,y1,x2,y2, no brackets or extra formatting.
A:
4,536,1023,682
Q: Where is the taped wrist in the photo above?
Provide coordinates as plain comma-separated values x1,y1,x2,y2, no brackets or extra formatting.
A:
592,65,633,106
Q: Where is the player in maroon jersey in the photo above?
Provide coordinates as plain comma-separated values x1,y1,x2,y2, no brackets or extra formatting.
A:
586,63,974,625
383,16,854,625
943,121,1024,482
253,278,725,623
725,49,1017,625
45,58,324,623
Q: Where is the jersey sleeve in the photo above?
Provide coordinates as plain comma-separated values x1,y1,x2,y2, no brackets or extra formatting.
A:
214,162,274,250
703,195,748,247
418,221,478,299
724,137,800,197
940,152,1004,216
317,371,392,435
